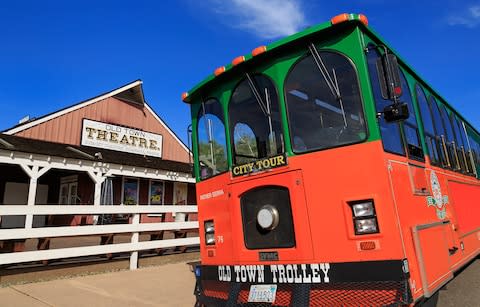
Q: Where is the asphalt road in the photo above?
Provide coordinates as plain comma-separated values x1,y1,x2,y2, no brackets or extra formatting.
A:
429,257,480,307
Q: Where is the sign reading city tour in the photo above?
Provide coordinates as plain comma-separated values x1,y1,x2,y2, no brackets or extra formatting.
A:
81,119,163,158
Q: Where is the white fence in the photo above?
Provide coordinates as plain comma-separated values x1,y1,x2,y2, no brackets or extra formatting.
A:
0,205,199,270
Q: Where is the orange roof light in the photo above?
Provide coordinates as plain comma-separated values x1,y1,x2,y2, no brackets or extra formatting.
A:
181,92,189,101
214,66,226,76
358,14,369,26
232,56,245,66
331,13,350,25
252,45,267,57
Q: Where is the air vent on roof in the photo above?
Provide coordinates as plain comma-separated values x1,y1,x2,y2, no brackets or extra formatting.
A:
19,116,30,124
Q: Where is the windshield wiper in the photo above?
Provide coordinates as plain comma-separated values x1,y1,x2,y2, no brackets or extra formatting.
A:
245,73,270,117
308,43,348,127
201,100,216,171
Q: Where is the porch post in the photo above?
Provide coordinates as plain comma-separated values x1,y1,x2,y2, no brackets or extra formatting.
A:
25,171,38,229
22,165,50,229
88,171,106,224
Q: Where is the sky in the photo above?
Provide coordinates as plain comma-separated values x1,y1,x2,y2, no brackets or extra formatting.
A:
1,0,479,144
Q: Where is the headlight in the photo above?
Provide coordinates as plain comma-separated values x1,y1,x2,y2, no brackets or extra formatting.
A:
204,220,215,234
205,233,215,245
352,201,374,217
354,218,378,234
257,205,279,230
349,200,379,235
204,220,215,245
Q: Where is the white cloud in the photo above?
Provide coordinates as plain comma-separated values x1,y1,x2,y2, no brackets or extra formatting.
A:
206,0,307,39
448,5,480,28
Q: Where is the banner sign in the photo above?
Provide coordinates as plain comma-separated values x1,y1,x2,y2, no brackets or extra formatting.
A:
232,154,287,177
200,260,407,284
81,119,163,157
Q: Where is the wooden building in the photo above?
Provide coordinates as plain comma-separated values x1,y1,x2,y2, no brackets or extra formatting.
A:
0,80,195,237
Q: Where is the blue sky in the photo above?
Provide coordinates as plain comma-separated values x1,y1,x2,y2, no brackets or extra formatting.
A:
1,0,479,143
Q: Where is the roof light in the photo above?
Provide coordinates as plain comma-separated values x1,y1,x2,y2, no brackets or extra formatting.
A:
181,92,189,101
358,14,369,26
214,66,226,76
232,56,245,66
331,13,350,25
252,45,267,57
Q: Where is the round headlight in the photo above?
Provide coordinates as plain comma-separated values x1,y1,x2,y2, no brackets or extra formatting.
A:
257,205,279,230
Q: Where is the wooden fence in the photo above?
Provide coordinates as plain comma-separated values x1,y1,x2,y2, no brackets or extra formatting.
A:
0,205,199,270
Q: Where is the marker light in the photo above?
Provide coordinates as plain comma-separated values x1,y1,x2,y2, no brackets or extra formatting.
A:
394,86,402,96
232,56,245,66
181,92,189,102
358,14,369,26
331,13,350,25
195,266,201,277
252,45,267,57
214,66,226,76
359,241,376,251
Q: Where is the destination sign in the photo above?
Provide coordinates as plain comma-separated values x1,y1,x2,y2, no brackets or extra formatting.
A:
232,154,287,177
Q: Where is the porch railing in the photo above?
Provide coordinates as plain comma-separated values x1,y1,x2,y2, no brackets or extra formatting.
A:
0,205,199,270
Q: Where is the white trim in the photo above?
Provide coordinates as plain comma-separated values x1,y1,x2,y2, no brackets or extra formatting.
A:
0,149,195,184
0,205,198,215
4,80,143,135
0,221,199,240
144,103,191,156
0,237,199,266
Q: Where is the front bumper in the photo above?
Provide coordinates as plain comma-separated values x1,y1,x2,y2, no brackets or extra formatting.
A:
194,260,413,306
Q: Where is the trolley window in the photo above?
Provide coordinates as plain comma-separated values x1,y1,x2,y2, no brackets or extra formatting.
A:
197,98,228,179
399,72,423,160
229,74,283,165
416,85,440,164
285,50,366,153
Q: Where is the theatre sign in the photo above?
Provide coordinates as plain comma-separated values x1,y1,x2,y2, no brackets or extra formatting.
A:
81,119,163,157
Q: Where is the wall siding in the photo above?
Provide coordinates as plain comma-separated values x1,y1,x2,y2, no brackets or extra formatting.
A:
14,97,190,163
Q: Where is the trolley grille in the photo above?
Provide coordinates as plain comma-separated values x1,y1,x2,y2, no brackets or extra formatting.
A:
198,280,411,307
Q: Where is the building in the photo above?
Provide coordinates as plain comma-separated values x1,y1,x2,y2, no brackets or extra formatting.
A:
0,80,195,251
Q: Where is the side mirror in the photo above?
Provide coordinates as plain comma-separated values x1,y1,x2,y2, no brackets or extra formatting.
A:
187,124,195,178
376,53,402,100
383,102,409,123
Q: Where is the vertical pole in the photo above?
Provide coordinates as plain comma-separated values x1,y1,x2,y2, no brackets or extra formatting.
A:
93,180,102,224
130,213,140,270
25,166,39,229
88,171,105,225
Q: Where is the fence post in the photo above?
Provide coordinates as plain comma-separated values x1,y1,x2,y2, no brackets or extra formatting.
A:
130,213,140,270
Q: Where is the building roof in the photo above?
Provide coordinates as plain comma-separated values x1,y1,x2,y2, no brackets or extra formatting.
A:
3,80,191,156
0,133,192,174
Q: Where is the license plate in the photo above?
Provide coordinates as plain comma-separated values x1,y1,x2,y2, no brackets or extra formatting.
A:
247,284,277,303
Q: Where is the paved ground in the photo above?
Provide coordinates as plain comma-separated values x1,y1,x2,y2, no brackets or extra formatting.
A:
435,258,480,307
0,260,197,307
0,257,478,306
